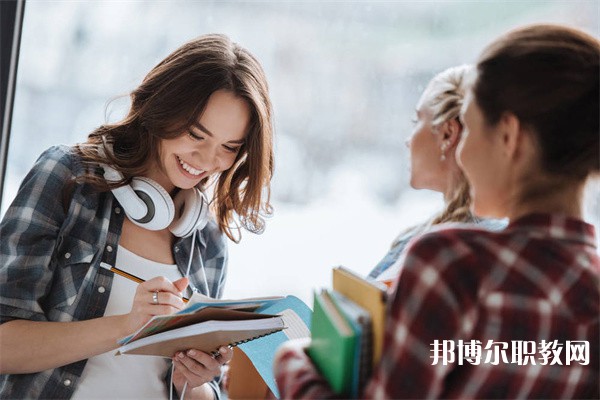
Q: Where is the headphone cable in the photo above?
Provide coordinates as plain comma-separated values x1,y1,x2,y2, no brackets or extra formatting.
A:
185,229,210,296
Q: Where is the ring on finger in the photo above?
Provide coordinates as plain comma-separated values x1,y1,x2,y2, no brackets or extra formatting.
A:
152,291,159,305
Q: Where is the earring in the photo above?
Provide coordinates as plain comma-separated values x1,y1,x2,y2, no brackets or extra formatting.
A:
440,141,449,161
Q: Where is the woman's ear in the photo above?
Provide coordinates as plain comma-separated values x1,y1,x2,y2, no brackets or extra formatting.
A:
439,118,462,149
498,112,521,159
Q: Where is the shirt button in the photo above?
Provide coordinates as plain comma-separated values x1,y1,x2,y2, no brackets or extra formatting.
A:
64,252,71,259
98,286,106,294
106,245,113,253
115,207,121,214
63,379,72,387
174,247,179,253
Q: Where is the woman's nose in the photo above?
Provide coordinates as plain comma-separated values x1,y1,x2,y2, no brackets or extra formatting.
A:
199,145,220,172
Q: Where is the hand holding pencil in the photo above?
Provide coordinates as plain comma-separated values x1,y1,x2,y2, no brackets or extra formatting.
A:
110,266,191,303
122,276,189,336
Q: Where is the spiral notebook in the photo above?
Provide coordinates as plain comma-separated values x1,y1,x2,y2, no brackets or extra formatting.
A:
117,307,284,358
118,294,285,345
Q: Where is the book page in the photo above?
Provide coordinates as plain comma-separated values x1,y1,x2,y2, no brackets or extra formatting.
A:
187,292,284,306
281,308,311,340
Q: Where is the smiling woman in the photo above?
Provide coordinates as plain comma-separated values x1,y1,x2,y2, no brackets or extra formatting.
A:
78,34,274,242
158,90,251,193
0,33,273,400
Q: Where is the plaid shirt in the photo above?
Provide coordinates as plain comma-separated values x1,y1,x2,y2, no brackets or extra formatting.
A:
368,218,506,281
0,145,228,399
275,214,599,399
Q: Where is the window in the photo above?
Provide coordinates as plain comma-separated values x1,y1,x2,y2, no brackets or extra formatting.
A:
3,1,598,303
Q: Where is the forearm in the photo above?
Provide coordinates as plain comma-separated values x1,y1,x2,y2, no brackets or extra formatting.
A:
0,315,129,374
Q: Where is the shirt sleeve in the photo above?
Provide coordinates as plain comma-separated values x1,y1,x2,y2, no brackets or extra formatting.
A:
274,342,339,399
364,230,478,398
0,145,74,323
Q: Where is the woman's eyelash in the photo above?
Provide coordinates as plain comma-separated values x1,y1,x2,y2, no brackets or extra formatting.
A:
188,131,204,141
189,131,240,153
224,146,240,153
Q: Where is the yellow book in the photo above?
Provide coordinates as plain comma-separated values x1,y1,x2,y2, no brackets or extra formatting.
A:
332,266,388,366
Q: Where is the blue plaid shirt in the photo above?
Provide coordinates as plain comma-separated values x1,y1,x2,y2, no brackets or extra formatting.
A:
0,145,229,399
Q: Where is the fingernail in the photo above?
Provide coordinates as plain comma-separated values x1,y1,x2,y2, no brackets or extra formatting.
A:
177,352,185,359
219,346,228,353
187,350,196,356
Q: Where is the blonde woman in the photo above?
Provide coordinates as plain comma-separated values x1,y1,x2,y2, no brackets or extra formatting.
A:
369,65,504,283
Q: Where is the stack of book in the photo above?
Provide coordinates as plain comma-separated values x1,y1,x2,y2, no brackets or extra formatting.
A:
308,266,388,397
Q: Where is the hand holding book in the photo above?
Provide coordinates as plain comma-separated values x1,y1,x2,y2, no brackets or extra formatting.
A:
172,344,234,396
307,266,388,396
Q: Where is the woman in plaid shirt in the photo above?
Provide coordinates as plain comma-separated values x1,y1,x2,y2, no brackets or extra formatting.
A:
0,34,273,399
275,24,599,399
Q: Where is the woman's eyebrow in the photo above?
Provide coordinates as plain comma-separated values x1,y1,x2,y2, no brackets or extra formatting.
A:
192,121,214,137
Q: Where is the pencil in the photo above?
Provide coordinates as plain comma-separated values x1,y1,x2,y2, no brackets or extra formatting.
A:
110,266,190,303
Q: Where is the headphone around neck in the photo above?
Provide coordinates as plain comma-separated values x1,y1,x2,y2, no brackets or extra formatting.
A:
101,154,210,237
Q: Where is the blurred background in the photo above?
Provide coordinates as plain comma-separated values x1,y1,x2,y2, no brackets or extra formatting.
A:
2,0,599,304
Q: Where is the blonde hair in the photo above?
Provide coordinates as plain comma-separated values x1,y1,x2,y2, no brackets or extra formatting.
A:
421,65,475,225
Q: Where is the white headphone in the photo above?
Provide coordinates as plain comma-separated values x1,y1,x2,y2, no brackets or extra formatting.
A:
101,158,210,238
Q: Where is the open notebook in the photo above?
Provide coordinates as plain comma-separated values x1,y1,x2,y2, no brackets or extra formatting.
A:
117,294,287,358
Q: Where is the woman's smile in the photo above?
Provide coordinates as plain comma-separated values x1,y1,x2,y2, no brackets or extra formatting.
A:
176,155,207,180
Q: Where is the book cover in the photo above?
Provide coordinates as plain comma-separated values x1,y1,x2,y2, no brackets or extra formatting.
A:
332,266,387,367
187,292,285,310
308,289,356,396
118,314,285,358
232,295,312,399
329,291,373,397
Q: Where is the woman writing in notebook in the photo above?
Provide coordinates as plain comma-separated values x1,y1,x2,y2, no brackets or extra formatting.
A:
275,24,599,398
368,64,504,284
0,34,273,399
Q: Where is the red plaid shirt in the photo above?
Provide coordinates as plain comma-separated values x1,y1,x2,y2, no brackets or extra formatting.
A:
275,213,599,399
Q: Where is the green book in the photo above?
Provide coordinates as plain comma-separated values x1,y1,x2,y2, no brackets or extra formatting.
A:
308,289,357,396
329,291,373,397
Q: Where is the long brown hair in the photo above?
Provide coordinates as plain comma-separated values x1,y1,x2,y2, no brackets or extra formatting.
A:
77,34,274,242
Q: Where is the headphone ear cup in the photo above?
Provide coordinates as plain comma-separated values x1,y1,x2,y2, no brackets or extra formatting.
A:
169,188,209,238
128,177,175,230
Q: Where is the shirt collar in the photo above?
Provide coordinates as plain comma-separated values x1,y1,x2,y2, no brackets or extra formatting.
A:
508,212,597,249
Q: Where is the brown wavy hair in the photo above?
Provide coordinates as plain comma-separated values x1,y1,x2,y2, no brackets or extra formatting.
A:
76,34,273,242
